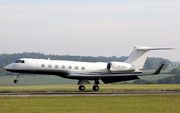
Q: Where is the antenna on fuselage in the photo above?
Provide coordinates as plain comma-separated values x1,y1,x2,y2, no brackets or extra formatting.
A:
48,57,50,60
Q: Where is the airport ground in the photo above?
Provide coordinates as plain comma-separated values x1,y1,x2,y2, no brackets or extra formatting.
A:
1,84,180,113
0,95,180,113
1,76,180,113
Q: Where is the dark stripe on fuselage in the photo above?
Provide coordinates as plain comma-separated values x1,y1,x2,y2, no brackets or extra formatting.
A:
5,69,69,77
5,69,100,80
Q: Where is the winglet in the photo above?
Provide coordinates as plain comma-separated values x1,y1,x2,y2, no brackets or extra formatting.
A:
153,64,164,75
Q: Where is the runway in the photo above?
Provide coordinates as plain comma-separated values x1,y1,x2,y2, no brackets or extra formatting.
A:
1,91,180,96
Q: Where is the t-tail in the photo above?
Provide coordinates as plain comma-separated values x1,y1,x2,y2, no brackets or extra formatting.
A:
124,46,173,70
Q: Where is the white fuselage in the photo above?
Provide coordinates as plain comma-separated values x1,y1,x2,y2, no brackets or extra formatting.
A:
4,58,136,77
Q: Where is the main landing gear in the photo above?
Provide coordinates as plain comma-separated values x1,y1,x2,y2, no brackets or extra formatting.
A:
78,85,99,91
79,85,85,91
78,79,100,91
93,85,99,91
93,79,100,91
14,74,20,84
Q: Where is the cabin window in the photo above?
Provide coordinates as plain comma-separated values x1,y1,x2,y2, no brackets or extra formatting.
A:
62,65,65,69
55,65,58,68
75,66,78,70
68,66,72,69
41,64,45,67
48,64,52,68
14,60,21,63
81,66,85,70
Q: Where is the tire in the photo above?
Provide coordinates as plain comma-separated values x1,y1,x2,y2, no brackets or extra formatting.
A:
93,86,99,91
14,80,18,84
79,85,85,91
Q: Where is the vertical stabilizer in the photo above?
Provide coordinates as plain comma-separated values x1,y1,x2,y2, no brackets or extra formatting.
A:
124,46,173,70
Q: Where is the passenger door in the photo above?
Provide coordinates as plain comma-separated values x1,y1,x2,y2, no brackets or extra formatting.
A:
31,61,37,72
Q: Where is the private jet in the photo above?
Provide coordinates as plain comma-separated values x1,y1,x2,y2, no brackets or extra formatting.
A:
4,46,172,91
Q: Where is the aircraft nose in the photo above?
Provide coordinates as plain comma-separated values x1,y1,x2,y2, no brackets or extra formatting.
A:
4,64,13,70
4,65,9,70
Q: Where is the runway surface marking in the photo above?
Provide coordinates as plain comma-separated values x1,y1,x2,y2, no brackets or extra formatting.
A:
1,91,180,96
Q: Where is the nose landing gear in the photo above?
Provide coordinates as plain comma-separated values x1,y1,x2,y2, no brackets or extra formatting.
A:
14,80,18,83
14,74,20,84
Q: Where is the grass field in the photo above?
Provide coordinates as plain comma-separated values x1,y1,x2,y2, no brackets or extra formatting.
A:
1,81,180,112
0,95,180,113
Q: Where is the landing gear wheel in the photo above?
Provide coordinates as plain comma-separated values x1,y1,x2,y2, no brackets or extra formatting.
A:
79,85,85,91
93,86,99,91
14,80,18,84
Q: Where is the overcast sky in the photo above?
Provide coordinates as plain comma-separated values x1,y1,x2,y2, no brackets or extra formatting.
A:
0,0,179,61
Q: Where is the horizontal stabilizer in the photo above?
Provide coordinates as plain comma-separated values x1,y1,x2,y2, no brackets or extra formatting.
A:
136,46,174,50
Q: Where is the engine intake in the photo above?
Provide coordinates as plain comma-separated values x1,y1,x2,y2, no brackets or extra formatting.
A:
107,62,112,70
106,62,135,73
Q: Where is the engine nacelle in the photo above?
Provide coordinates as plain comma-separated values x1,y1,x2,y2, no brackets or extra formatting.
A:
107,62,135,73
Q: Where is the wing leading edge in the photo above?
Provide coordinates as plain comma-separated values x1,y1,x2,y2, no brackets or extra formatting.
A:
68,64,164,84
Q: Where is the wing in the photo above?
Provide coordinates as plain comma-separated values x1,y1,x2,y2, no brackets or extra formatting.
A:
69,64,164,78
68,64,164,84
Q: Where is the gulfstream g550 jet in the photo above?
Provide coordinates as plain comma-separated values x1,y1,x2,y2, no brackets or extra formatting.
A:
4,46,172,91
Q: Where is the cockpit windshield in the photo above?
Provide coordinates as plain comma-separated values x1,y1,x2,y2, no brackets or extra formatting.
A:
14,60,25,63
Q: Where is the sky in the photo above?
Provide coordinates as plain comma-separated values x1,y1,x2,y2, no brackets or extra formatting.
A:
0,0,179,61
